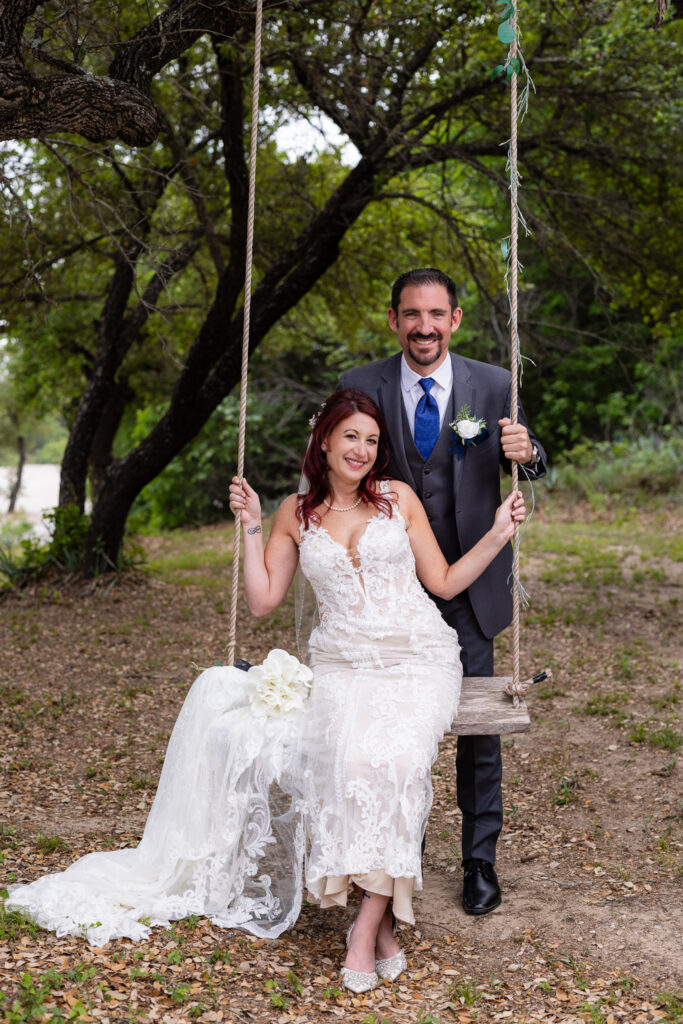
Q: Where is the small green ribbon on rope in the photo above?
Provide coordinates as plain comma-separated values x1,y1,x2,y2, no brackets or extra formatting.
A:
491,1,518,78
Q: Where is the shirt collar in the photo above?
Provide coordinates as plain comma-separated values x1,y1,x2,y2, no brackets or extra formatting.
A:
400,352,453,393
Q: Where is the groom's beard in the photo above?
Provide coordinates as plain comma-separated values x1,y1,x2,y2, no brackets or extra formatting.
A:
406,330,446,367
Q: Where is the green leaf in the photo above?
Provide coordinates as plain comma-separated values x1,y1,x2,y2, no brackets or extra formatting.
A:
501,239,510,259
498,22,516,44
497,2,515,20
490,64,505,81
506,65,514,80
510,57,521,75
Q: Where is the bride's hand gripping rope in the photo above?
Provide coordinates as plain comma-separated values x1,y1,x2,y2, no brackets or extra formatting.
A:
229,476,262,529
492,489,527,542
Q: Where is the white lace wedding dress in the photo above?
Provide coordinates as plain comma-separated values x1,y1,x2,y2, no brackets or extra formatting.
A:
6,485,461,945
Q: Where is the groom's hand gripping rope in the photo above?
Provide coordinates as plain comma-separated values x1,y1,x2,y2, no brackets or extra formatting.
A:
498,417,533,464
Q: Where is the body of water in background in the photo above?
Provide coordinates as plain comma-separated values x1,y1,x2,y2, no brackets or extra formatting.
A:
0,464,61,538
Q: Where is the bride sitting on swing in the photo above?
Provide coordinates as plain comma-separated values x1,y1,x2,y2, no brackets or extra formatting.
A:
7,388,525,994
229,387,524,990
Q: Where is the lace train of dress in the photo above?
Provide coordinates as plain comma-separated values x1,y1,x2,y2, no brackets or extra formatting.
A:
6,667,307,946
7,485,461,944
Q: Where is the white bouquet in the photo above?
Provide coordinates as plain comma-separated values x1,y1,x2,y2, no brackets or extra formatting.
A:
248,649,313,717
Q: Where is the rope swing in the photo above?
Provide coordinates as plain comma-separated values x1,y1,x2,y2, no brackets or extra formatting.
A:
226,0,550,733
496,2,552,712
226,0,263,669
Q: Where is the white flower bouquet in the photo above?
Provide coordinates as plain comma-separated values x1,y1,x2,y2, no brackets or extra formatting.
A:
247,649,313,717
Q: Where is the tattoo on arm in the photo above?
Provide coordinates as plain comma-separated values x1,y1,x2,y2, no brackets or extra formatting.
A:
247,526,262,535
362,890,371,900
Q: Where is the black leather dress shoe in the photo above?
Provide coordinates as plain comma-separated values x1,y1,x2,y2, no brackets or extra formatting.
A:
462,858,502,915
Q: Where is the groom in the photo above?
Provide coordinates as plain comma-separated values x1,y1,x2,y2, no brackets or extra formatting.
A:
340,268,547,915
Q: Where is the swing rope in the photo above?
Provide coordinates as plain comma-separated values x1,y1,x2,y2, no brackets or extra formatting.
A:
508,13,522,703
502,8,552,706
227,0,264,668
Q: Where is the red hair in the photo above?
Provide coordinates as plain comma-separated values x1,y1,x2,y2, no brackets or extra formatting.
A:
298,389,392,529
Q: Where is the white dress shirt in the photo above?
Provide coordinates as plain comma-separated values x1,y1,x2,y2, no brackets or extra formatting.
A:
400,353,453,440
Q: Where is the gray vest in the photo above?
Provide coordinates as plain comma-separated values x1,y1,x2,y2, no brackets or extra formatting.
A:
401,390,462,564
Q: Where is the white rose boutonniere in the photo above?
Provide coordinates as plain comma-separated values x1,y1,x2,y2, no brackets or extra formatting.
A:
449,404,488,459
248,649,313,717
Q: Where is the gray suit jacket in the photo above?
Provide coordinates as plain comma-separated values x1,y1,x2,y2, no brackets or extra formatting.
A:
340,351,547,639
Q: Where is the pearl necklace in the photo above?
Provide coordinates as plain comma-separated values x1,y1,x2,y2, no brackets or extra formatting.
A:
323,496,362,513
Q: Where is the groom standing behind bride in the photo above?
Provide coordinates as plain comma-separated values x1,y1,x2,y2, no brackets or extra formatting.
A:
340,268,547,915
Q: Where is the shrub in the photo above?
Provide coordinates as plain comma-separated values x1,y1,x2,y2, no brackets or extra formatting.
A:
541,434,682,504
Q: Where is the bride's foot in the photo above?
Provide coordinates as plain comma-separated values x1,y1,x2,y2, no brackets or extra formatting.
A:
343,917,377,974
375,904,401,960
375,905,406,982
341,919,378,993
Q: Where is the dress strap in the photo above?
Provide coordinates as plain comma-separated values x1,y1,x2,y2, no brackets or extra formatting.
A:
377,478,400,515
297,497,306,539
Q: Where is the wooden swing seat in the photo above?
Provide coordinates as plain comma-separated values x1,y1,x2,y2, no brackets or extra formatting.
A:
451,676,530,735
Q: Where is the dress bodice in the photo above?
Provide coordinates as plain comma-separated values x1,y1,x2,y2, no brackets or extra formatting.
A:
298,487,458,667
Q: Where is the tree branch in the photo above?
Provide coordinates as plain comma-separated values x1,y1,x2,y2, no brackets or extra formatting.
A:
0,0,253,145
0,66,160,145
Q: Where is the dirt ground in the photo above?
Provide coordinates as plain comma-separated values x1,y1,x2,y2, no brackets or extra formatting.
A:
1,503,681,1023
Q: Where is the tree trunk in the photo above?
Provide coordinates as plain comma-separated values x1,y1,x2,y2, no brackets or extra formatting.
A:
58,251,138,510
88,379,134,504
82,160,381,574
7,435,26,513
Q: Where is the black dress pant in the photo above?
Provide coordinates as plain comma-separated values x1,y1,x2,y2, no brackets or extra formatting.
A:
443,594,503,865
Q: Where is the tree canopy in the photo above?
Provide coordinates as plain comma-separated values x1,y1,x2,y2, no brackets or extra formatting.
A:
0,0,681,570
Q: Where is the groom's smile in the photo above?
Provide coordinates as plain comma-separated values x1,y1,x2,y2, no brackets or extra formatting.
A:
406,329,445,366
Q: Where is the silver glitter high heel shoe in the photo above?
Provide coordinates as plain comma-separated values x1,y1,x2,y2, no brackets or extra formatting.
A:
340,921,379,993
375,948,407,981
375,909,406,980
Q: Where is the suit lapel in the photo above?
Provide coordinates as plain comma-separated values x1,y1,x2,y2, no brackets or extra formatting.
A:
381,353,416,486
451,352,474,498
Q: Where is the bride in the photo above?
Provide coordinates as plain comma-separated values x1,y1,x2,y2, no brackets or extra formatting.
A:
7,388,525,993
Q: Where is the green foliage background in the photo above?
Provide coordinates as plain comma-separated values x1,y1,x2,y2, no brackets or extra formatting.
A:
0,0,681,532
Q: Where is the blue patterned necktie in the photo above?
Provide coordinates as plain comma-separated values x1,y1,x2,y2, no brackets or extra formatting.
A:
414,377,440,461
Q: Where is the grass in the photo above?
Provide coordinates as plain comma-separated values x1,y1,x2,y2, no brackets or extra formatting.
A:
650,686,680,711
448,978,481,1006
657,989,683,1023
584,691,629,717
650,725,682,753
144,523,235,587
1,967,67,1023
554,774,582,806
36,834,67,853
527,515,679,566
0,903,41,941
